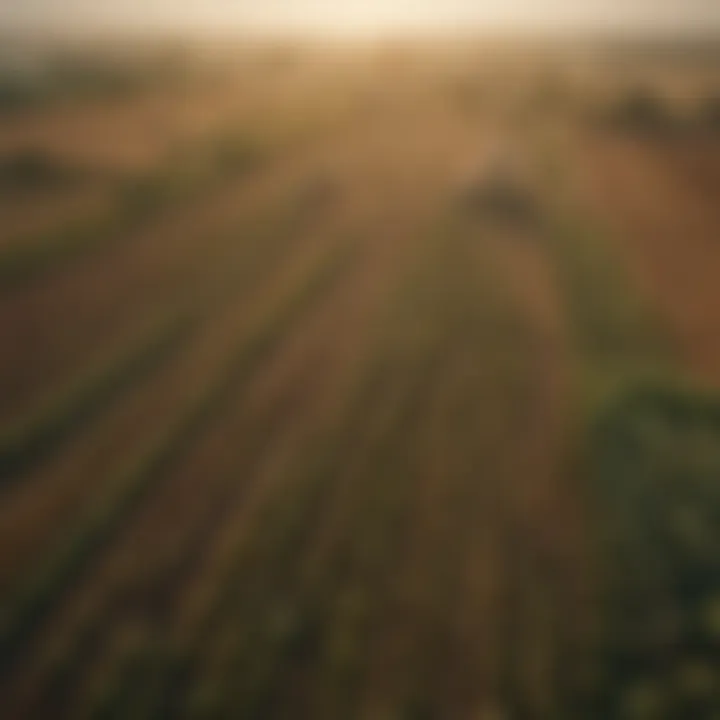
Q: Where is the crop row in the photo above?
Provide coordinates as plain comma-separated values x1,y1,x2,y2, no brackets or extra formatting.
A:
0,235,355,691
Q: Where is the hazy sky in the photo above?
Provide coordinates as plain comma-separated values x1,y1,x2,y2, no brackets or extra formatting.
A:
1,0,719,36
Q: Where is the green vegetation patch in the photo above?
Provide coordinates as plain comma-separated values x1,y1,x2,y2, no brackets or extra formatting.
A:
601,84,720,138
697,92,720,130
0,310,194,485
121,132,266,216
603,86,680,136
0,149,87,194
0,51,190,115
0,238,353,682
0,131,269,289
458,165,540,229
584,378,720,717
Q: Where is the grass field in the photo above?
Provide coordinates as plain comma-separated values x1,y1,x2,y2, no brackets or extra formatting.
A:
1,39,720,718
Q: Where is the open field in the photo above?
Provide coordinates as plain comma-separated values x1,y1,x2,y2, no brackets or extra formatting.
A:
1,39,720,718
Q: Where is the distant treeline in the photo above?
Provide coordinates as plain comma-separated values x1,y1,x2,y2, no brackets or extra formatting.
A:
589,37,720,68
0,43,193,113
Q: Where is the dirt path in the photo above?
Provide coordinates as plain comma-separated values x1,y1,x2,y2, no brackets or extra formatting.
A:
573,132,720,385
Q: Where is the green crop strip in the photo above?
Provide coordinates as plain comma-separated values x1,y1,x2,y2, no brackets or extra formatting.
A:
0,311,195,486
0,165,338,494
0,178,349,718
112,227,446,720
0,132,269,290
0,240,354,679
193,349,446,720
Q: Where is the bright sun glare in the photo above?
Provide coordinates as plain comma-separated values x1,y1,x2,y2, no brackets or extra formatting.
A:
1,0,718,37
140,1,533,37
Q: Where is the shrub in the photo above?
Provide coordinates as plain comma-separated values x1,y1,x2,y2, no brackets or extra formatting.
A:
586,378,720,715
697,93,720,129
0,149,78,192
606,87,677,134
0,76,42,113
457,157,540,227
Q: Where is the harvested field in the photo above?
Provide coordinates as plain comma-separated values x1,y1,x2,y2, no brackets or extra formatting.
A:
1,39,720,718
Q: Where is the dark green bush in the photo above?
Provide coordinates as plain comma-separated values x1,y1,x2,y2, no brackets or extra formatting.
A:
458,163,540,227
698,93,720,129
0,76,43,113
586,379,720,716
606,87,677,134
0,149,78,192
0,51,189,116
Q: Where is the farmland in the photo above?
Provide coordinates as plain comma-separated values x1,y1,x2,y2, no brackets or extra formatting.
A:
1,38,720,718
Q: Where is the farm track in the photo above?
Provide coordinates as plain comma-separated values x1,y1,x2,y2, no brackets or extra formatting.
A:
574,131,720,384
